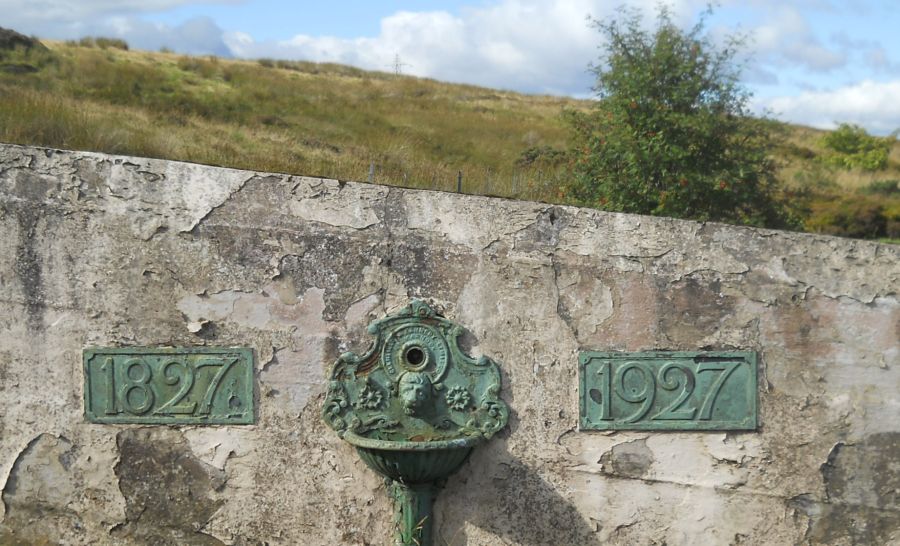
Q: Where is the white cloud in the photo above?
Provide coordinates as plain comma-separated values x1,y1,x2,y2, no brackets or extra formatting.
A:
748,5,847,72
759,79,900,135
0,0,231,55
123,16,230,55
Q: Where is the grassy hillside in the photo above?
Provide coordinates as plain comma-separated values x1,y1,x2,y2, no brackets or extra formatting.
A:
1,36,899,240
0,37,581,200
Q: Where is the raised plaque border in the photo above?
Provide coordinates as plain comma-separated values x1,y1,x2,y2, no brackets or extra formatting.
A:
83,346,255,425
579,350,758,431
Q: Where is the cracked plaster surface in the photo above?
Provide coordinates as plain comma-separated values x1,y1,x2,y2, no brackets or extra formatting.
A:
0,143,898,545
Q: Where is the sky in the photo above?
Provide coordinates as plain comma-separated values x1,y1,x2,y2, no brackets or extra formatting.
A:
3,0,899,135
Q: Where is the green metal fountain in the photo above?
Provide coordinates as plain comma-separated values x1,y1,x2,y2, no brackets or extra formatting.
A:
323,300,509,546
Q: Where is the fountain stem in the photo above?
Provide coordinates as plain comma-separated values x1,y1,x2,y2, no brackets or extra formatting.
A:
389,481,437,546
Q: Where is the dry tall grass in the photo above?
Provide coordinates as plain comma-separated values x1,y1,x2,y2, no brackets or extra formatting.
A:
1,41,578,201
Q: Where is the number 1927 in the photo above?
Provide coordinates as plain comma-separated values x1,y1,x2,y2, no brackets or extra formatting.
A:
580,353,756,430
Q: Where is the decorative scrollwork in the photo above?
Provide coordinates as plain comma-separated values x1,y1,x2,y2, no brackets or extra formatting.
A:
323,380,350,433
354,415,400,435
322,300,508,442
477,383,508,438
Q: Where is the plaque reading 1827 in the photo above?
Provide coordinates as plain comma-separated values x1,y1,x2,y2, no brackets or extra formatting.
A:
579,351,757,431
84,347,254,424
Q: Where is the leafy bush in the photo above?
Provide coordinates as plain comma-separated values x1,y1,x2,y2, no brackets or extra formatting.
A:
177,56,221,79
782,142,817,160
821,123,894,171
515,146,567,167
566,5,794,228
792,165,838,192
94,37,129,50
861,179,900,196
0,27,45,51
0,27,54,73
884,202,900,239
73,36,129,50
805,195,887,238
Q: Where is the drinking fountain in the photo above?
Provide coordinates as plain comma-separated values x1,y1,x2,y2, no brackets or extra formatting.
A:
323,300,509,546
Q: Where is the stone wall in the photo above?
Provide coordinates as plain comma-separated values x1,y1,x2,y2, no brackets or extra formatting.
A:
0,143,897,545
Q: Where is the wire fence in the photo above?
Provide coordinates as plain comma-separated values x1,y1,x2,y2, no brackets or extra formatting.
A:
362,161,572,203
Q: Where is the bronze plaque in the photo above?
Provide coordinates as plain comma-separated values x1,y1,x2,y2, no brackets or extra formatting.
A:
580,351,757,431
84,347,254,424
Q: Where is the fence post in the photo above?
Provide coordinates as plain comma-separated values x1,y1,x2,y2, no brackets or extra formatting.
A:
457,171,462,193
368,162,375,183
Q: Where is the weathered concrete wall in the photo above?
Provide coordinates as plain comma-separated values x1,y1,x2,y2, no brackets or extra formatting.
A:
0,143,897,545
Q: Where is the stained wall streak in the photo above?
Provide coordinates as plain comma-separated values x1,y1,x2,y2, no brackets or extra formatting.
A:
0,143,898,545
112,429,225,545
13,204,44,330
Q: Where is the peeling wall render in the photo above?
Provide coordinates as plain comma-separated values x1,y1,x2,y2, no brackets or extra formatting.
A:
0,143,898,545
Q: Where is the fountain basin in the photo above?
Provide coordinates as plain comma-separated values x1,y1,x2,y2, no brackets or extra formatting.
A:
344,432,482,484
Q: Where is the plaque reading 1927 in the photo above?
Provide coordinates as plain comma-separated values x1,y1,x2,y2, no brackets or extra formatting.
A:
579,351,757,431
84,347,254,424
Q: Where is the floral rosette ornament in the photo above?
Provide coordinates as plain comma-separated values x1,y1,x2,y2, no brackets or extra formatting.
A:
445,386,471,411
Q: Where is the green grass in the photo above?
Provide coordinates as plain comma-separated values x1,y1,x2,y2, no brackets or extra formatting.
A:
1,39,899,240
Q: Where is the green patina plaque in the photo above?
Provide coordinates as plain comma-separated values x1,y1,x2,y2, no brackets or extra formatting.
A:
579,351,757,431
83,347,254,424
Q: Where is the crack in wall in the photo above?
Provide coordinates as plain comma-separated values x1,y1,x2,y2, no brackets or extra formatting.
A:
185,174,257,234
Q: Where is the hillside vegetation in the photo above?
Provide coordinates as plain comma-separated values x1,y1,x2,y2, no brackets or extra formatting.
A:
1,35,899,240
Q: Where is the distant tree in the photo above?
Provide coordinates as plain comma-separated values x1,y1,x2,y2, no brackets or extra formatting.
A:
821,123,895,171
566,5,795,228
